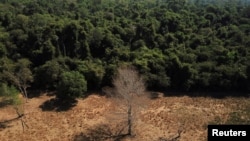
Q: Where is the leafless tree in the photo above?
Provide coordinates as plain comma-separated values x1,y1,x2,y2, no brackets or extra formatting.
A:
0,94,28,132
103,65,149,137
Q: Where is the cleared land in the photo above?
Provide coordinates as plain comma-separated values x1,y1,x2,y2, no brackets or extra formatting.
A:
0,92,249,141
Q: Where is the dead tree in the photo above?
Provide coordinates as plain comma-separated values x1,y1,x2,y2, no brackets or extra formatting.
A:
0,101,28,132
103,65,148,137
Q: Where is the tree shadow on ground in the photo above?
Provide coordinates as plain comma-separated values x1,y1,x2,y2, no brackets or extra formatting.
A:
39,98,77,112
0,122,11,130
74,123,130,141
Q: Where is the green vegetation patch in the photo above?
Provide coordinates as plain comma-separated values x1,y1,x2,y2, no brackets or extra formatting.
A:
0,83,21,107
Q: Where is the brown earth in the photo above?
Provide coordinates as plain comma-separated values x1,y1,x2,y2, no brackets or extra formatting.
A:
0,92,246,141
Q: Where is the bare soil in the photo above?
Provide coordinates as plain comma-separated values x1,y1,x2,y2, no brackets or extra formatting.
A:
0,92,247,141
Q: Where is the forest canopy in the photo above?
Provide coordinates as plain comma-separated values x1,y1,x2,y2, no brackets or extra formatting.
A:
0,0,250,98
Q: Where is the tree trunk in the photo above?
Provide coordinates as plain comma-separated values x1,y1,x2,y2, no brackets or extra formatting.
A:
19,86,28,102
23,87,28,102
128,104,132,136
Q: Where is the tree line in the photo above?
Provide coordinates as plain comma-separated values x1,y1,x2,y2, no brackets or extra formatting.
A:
0,0,250,99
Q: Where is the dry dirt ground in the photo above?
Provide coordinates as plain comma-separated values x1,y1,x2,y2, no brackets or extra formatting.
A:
0,92,247,141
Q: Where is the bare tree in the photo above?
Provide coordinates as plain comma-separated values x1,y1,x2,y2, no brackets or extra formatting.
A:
103,65,148,137
0,91,28,132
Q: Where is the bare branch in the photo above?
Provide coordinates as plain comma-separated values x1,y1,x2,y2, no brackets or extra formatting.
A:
0,107,28,132
103,65,149,136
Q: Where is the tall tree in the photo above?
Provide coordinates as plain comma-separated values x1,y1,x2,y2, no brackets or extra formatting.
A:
103,65,148,136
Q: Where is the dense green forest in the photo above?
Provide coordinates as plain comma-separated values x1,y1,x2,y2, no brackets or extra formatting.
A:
0,0,250,98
